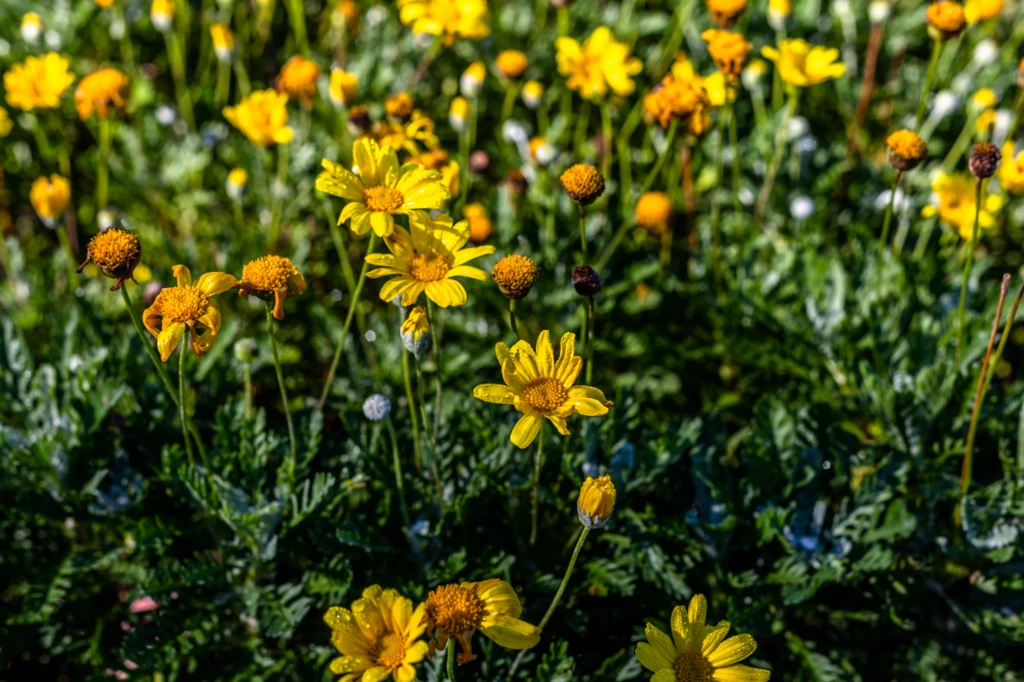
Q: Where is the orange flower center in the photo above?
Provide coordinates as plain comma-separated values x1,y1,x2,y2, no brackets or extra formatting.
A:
89,228,140,271
522,377,568,413
372,631,408,669
424,584,485,636
157,286,208,324
673,652,714,682
363,186,405,212
408,253,450,282
241,255,294,291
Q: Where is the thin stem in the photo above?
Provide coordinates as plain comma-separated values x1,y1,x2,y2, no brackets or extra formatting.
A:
914,39,942,133
500,83,518,122
640,120,679,195
537,527,590,630
728,99,741,216
243,361,253,421
981,281,1024,401
600,102,614,186
425,301,443,449
318,233,378,410
877,170,902,282
955,181,983,369
385,418,410,527
402,349,423,473
755,89,799,225
585,296,595,385
178,336,195,466
285,0,309,55
1007,89,1024,145
266,305,297,480
445,637,456,681
268,144,289,253
215,60,231,108
710,108,725,289
97,117,111,211
164,31,196,130
416,359,446,513
529,427,545,546
577,204,588,261
509,299,522,339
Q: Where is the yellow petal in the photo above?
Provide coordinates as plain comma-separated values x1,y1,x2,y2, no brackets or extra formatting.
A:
546,415,570,435
702,622,732,657
712,665,771,682
474,579,523,619
706,634,757,668
567,385,612,416
394,664,416,682
473,384,517,404
196,271,236,296
157,322,186,362
480,614,540,650
688,594,708,626
636,642,675,673
510,413,542,449
172,264,192,288
645,623,677,658
535,330,554,376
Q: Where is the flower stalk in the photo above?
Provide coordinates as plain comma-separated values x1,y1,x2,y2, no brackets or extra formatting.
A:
266,304,297,480
178,335,195,466
914,39,942,132
529,427,545,546
955,181,983,368
537,527,590,629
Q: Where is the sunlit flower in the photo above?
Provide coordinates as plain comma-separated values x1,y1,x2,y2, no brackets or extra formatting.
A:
210,23,235,62
398,0,490,44
4,53,75,111
556,27,643,99
491,254,539,299
95,0,115,8
886,130,927,171
235,255,307,320
317,138,449,237
226,168,248,199
921,171,1003,239
561,164,605,205
522,81,544,108
143,265,236,361
278,56,320,106
644,56,711,133
464,203,493,242
965,0,1002,22
461,61,486,97
367,110,439,157
970,88,996,111
975,109,995,132
386,93,416,122
30,174,71,223
401,306,432,356
999,143,1024,195
473,330,613,448
703,72,736,108
768,0,791,28
762,39,845,87
223,90,294,146
702,30,751,80
329,68,358,107
21,13,42,43
336,0,360,34
636,192,673,237
75,68,130,120
707,0,747,27
497,50,529,79
636,594,771,682
578,475,616,529
423,580,540,664
76,227,142,290
926,1,966,39
0,108,11,137
450,96,469,132
366,212,494,307
151,0,175,33
324,585,429,682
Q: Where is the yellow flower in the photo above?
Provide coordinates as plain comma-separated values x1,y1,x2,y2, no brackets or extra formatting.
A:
30,174,71,222
970,88,997,110
999,143,1024,195
975,109,995,132
74,68,130,120
636,192,673,237
223,89,294,146
324,585,429,682
707,0,747,27
317,138,449,237
226,168,248,198
329,68,358,107
386,93,416,121
560,163,605,205
151,0,175,32
761,39,845,88
496,50,529,79
423,579,540,664
464,203,493,242
336,0,360,34
965,0,1003,22
76,226,142,290
701,30,751,80
397,0,490,44
235,255,307,320
926,1,966,39
450,96,469,132
556,26,643,100
21,13,42,42
95,0,115,8
921,172,1003,239
210,23,235,62
578,475,616,529
0,108,11,137
365,212,494,307
491,254,539,299
704,72,736,108
143,265,236,361
4,53,76,111
636,594,771,682
366,111,439,157
401,306,430,341
768,0,791,20
886,129,927,171
522,80,544,108
473,330,613,448
278,56,320,106
461,61,486,97
644,57,711,133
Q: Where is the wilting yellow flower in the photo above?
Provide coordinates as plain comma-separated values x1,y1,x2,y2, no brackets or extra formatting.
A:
707,0,747,27
329,68,358,107
491,254,539,299
317,138,449,237
74,68,130,120
886,130,927,170
324,585,429,682
0,108,11,137
423,579,540,664
143,265,236,361
965,0,1003,22
464,203,493,242
578,475,616,529
702,30,751,80
223,90,294,146
235,255,307,320
21,13,42,42
461,61,486,97
636,192,673,237
474,330,613,448
999,143,1024,195
210,23,235,62
76,227,142,290
496,50,529,79
449,96,469,132
226,168,248,198
644,58,711,133
762,39,845,87
636,594,771,682
398,0,490,44
921,172,1003,239
4,53,76,111
366,212,493,307
278,56,320,106
556,26,643,99
151,0,175,32
926,1,966,39
522,80,544,108
386,93,416,121
561,163,605,205
30,174,71,222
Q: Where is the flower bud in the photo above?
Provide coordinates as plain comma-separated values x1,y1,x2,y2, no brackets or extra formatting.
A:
560,164,605,206
450,97,469,133
926,1,966,40
572,265,602,297
347,105,371,135
401,306,432,358
577,475,616,529
210,23,234,62
886,129,927,171
491,254,540,299
969,142,1001,180
460,62,486,97
522,81,544,109
21,13,42,43
226,168,248,199
77,226,142,291
151,0,175,33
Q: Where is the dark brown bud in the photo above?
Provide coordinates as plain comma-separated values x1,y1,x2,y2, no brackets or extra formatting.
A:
969,142,1001,180
572,264,602,296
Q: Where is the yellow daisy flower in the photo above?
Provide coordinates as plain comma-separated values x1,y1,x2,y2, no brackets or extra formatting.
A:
921,172,1003,239
316,138,449,237
761,39,845,88
473,331,613,449
277,55,320,106
999,143,1024,195
210,23,235,62
329,68,359,107
223,89,294,147
323,585,429,682
636,594,771,682
397,0,490,44
143,265,236,361
366,212,494,307
29,174,71,222
366,111,440,157
965,0,1003,23
4,53,75,111
74,68,130,120
423,579,540,664
235,255,307,320
556,26,643,100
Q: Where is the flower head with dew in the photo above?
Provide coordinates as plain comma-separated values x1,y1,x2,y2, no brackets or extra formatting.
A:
401,306,432,357
926,1,966,39
223,90,294,146
635,593,771,682
761,39,845,88
143,266,236,361
578,475,616,529
324,585,429,682
921,172,1003,239
235,255,307,320
316,138,449,238
75,68,130,120
491,254,539,299
362,394,392,421
556,27,643,100
701,30,751,81
708,0,747,27
365,212,493,307
964,0,1002,23
210,23,235,62
4,53,75,111
76,226,142,290
329,68,358,107
886,130,927,171
644,56,711,134
423,579,539,664
277,56,320,106
561,164,605,206
30,174,70,225
999,143,1024,195
473,330,613,448
397,0,490,45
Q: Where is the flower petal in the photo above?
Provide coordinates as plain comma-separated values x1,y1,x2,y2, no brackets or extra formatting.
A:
157,322,186,362
172,264,192,288
706,634,757,668
473,384,517,404
196,271,237,297
567,385,612,416
510,413,542,449
635,641,674,673
712,665,771,682
480,614,540,650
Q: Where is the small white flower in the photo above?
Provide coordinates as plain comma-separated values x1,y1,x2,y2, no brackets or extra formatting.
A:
790,196,814,220
972,40,998,66
20,14,41,43
155,105,176,126
787,116,809,139
932,90,959,119
868,1,890,23
362,394,391,421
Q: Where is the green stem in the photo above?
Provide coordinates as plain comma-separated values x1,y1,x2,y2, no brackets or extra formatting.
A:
500,83,518,123
585,296,595,385
215,60,231,108
285,0,309,55
578,203,588,261
640,120,679,195
97,117,111,211
1007,89,1024,145
416,360,446,513
243,361,253,421
755,89,799,225
385,418,410,527
711,108,725,289
877,170,902,279
268,144,289,253
537,527,590,629
267,304,297,480
914,39,942,133
402,349,423,473
529,427,545,546
446,637,456,681
426,301,443,449
509,298,522,339
728,99,741,216
178,336,195,466
600,102,614,188
956,181,983,369
164,31,196,130
980,282,1024,401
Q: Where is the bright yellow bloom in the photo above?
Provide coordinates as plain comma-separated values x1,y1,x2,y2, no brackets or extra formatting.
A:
975,109,995,132
210,23,235,62
21,13,42,42
644,57,711,133
636,594,771,682
223,90,294,146
0,108,11,137
461,61,486,97
450,96,469,132
474,330,613,448
921,172,1003,239
762,39,845,88
423,579,540,664
76,227,142,290
397,0,490,44
496,50,529,79
768,0,791,19
491,254,539,299
707,0,747,27
636,192,673,237
324,585,429,682
386,93,416,121
578,475,616,529
561,164,605,205
143,266,236,361
235,255,307,320
74,68,130,120
926,1,966,39
886,130,927,170
366,111,439,157
999,143,1024,195
556,27,643,100
316,138,449,237
30,174,71,221
701,30,751,80
329,68,358,107
95,0,115,8
278,56,320,106
4,53,75,111
365,212,493,307
464,203,493,242
522,80,544,108
965,0,1003,22
226,168,248,197
704,72,736,108
151,0,175,32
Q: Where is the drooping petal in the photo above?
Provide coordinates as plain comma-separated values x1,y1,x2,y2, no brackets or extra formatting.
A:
379,276,415,303
329,655,374,675
474,579,523,619
394,664,417,682
480,615,540,650
157,322,186,362
567,385,612,416
510,413,542,449
142,302,162,338
369,211,395,237
172,264,192,288
546,415,570,435
196,271,237,296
